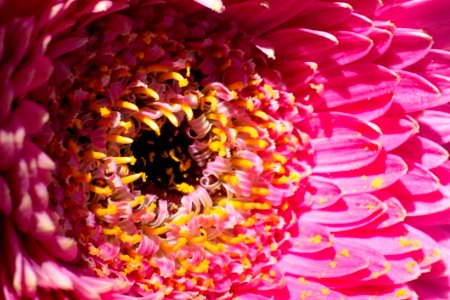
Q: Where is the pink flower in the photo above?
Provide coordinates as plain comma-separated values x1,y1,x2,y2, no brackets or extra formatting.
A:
1,0,450,299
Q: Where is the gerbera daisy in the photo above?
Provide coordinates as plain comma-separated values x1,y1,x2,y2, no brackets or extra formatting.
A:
1,0,450,299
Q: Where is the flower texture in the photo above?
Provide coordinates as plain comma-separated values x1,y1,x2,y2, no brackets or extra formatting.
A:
1,0,450,299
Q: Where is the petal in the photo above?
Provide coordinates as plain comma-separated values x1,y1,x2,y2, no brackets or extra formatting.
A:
324,153,408,195
332,93,394,121
399,188,450,217
306,176,342,209
394,136,449,169
314,63,399,109
372,115,419,151
287,221,333,254
389,70,441,113
417,107,450,144
376,28,433,69
389,160,440,195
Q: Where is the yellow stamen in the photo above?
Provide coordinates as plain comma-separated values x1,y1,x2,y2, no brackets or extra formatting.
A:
143,225,171,236
272,153,287,164
160,238,187,252
158,72,189,87
170,211,195,226
85,150,107,160
272,176,289,185
159,106,180,127
103,225,121,236
121,172,146,184
113,156,137,165
235,126,259,138
251,187,270,196
89,185,112,196
209,141,227,157
211,127,228,143
244,139,269,149
175,182,195,194
220,174,239,185
145,64,170,73
207,113,228,126
129,195,145,208
133,86,160,100
116,100,139,111
186,229,208,244
219,233,246,244
201,95,218,111
203,241,225,253
218,199,271,210
231,158,254,169
99,107,111,117
134,113,161,135
227,81,245,91
93,203,118,217
120,233,142,244
107,134,134,144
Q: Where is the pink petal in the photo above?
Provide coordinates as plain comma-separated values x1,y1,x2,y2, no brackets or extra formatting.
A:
287,221,333,254
394,136,449,169
47,36,89,59
389,160,440,195
284,275,345,299
312,134,381,173
408,50,450,77
416,107,450,144
341,285,417,299
332,93,394,121
399,188,450,217
372,115,419,151
260,28,338,58
306,176,342,209
324,153,408,195
40,236,78,262
370,195,406,229
336,12,373,35
389,70,441,113
314,63,399,109
376,28,433,69
288,1,352,30
0,175,12,215
0,116,25,171
193,0,223,12
13,99,49,135
363,26,394,61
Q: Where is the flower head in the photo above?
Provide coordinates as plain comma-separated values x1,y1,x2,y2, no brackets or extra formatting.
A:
1,0,450,299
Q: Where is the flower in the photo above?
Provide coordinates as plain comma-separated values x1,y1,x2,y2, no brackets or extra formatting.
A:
1,0,450,299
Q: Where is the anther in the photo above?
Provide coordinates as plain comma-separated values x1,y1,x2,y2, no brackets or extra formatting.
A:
107,134,134,144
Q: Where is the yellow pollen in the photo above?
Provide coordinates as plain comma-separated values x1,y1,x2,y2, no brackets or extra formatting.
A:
329,261,337,268
186,65,191,77
321,288,330,295
143,225,171,236
113,156,137,165
98,106,111,117
207,113,228,126
370,177,384,189
116,100,139,111
133,86,160,100
308,235,322,245
209,141,227,157
158,72,189,87
235,126,259,138
219,199,271,210
253,110,269,121
201,95,218,111
406,261,417,273
107,134,134,144
338,249,350,258
85,150,107,160
399,237,421,248
175,182,195,194
134,113,161,135
160,238,187,252
298,277,308,284
121,172,146,184
203,241,225,253
89,185,112,196
220,174,239,185
395,288,407,297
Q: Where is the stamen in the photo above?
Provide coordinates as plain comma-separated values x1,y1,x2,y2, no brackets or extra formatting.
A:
107,134,134,144
93,203,118,217
170,212,195,226
231,158,254,169
89,185,113,196
116,100,139,111
143,225,171,236
251,187,270,197
129,195,145,208
207,113,228,126
201,95,218,111
211,127,228,143
159,107,180,127
185,229,208,244
203,241,225,253
253,110,269,121
134,113,161,135
85,150,107,159
219,233,246,244
160,238,187,252
121,172,146,184
145,64,170,73
244,139,269,149
235,126,259,138
175,182,195,194
114,156,137,165
133,86,160,100
158,72,189,87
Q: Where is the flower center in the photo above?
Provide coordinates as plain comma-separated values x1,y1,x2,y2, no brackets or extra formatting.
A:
31,3,312,297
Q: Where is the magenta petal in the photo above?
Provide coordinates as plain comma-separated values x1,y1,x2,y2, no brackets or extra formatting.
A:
383,254,422,284
332,93,394,121
376,28,433,69
341,285,417,299
417,107,450,144
324,153,407,195
14,99,49,135
0,175,12,214
291,1,352,30
389,70,441,113
288,221,333,254
394,136,449,169
0,116,25,171
363,26,394,61
408,49,450,77
399,188,450,217
312,135,381,173
314,63,399,109
389,160,440,195
284,275,345,299
40,236,78,262
260,28,338,58
306,176,342,209
372,115,419,151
